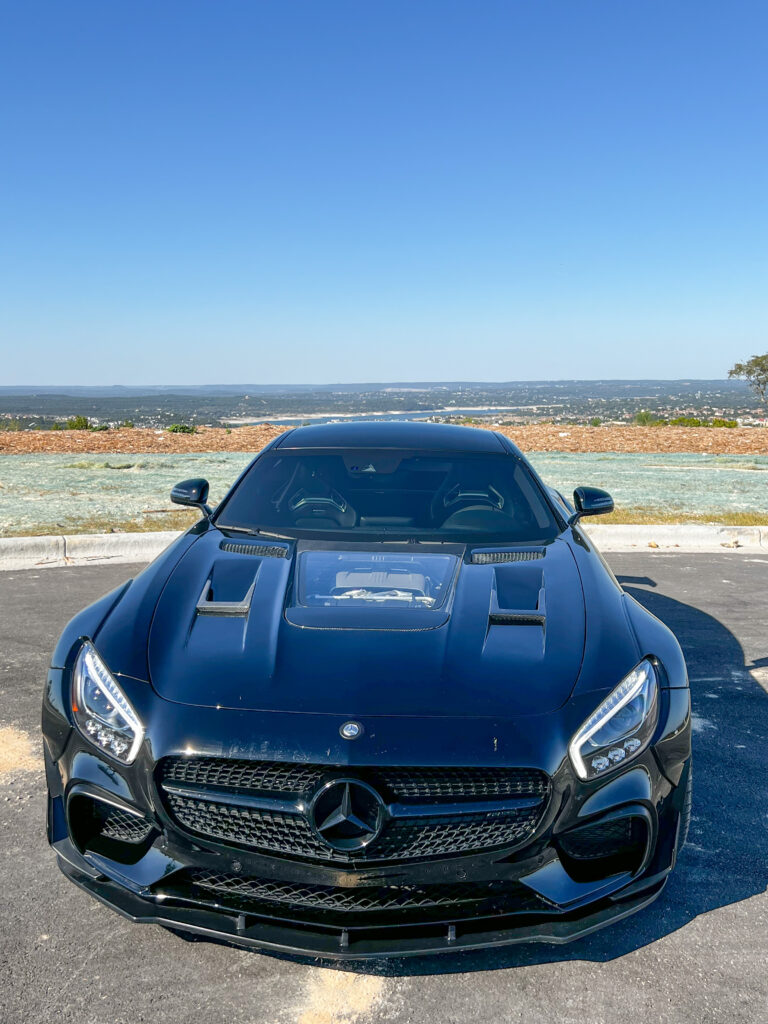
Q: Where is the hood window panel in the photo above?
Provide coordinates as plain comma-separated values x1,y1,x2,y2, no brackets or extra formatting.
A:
294,551,458,610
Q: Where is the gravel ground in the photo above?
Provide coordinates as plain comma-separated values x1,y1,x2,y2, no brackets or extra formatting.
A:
1,422,767,455
1,553,767,1023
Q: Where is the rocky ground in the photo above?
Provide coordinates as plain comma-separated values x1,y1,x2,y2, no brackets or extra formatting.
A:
1,423,766,455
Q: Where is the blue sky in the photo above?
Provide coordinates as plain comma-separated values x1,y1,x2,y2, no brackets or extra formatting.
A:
1,1,766,385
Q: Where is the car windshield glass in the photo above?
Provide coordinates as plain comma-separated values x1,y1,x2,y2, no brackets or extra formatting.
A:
215,449,560,542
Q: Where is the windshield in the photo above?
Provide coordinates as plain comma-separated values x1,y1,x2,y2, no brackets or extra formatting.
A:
215,449,560,543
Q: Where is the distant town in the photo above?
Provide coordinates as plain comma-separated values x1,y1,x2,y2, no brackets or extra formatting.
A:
0,379,762,432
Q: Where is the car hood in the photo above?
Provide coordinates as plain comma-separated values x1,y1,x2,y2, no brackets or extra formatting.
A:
144,531,589,717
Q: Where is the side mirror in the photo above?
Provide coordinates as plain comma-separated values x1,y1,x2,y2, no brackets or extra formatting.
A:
171,477,211,516
570,486,614,524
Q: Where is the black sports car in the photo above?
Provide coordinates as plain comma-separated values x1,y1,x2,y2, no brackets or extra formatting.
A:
43,421,691,958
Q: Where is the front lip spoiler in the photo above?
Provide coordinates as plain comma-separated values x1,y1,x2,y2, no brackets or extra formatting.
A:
57,854,667,961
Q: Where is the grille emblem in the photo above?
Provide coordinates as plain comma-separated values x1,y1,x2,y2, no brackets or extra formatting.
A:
340,720,363,740
309,779,385,852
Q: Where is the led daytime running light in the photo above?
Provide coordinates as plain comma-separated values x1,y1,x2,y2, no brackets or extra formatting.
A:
72,641,145,764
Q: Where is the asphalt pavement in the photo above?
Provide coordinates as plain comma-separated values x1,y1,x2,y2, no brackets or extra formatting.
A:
1,553,767,1024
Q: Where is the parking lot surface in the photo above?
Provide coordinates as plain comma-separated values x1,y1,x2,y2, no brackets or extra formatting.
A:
1,553,767,1024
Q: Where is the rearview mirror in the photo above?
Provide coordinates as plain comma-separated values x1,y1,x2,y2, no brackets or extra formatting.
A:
171,478,211,516
570,486,614,524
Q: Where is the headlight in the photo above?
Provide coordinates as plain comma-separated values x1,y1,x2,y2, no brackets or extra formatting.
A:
71,641,145,764
569,659,658,781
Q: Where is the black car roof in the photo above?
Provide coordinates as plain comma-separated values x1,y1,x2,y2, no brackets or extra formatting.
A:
274,420,512,453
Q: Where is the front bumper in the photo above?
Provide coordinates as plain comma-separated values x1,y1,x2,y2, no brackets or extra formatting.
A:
56,847,669,958
44,659,691,959
45,750,690,958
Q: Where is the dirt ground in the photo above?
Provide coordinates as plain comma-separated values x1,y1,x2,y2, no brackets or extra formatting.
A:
1,423,766,456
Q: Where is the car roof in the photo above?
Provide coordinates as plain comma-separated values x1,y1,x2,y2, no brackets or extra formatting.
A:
274,420,511,453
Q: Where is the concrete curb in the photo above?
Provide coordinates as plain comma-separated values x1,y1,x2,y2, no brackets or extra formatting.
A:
583,523,768,552
1,525,766,571
0,531,181,571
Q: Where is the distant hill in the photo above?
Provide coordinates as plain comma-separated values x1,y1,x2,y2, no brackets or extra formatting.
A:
0,380,756,429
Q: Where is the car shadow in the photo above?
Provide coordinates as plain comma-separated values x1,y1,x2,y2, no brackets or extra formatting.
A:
281,579,768,977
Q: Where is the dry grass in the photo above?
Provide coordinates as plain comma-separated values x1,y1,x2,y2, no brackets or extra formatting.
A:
597,509,768,526
1,422,767,456
0,726,41,783
2,507,766,537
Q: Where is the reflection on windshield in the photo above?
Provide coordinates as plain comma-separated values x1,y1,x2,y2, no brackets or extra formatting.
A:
294,551,458,610
216,450,559,543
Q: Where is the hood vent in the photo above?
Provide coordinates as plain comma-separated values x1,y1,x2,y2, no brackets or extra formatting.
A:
220,541,290,559
196,578,256,617
472,549,544,564
488,611,546,627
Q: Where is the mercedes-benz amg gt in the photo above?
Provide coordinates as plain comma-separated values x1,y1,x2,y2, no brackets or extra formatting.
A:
43,421,691,958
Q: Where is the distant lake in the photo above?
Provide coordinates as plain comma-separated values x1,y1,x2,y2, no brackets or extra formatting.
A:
228,408,537,425
1,451,766,536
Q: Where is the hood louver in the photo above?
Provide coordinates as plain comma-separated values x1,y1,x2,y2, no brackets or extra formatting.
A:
471,549,544,564
219,541,290,558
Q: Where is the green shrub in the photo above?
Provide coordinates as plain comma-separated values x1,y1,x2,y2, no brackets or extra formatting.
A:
166,423,197,434
589,417,601,427
65,415,91,430
120,419,135,429
634,411,666,426
670,416,703,427
711,418,738,428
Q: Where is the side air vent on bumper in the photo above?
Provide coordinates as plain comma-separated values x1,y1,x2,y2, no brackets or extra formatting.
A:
67,789,155,865
557,814,650,883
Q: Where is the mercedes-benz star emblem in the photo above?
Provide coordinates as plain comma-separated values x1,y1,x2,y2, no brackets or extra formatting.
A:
340,720,363,740
309,779,385,852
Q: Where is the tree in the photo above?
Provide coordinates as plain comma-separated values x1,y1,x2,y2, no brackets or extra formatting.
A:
729,353,768,409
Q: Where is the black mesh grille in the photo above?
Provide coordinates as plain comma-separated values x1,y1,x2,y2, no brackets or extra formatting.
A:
376,766,548,801
471,550,544,564
162,757,325,795
182,870,546,917
163,793,544,863
558,818,638,861
159,757,550,863
219,541,289,558
161,757,548,802
98,806,153,844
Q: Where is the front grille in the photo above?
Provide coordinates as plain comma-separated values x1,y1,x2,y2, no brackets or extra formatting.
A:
376,766,548,801
162,793,543,863
161,757,548,803
162,757,324,795
179,870,547,919
159,758,550,864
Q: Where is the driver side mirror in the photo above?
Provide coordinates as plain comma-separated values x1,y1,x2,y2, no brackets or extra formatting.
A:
569,486,614,524
171,477,212,517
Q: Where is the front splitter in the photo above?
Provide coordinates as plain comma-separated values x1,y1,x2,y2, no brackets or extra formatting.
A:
58,855,666,961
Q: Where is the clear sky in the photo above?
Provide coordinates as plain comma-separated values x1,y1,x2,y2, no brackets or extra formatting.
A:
1,1,766,385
